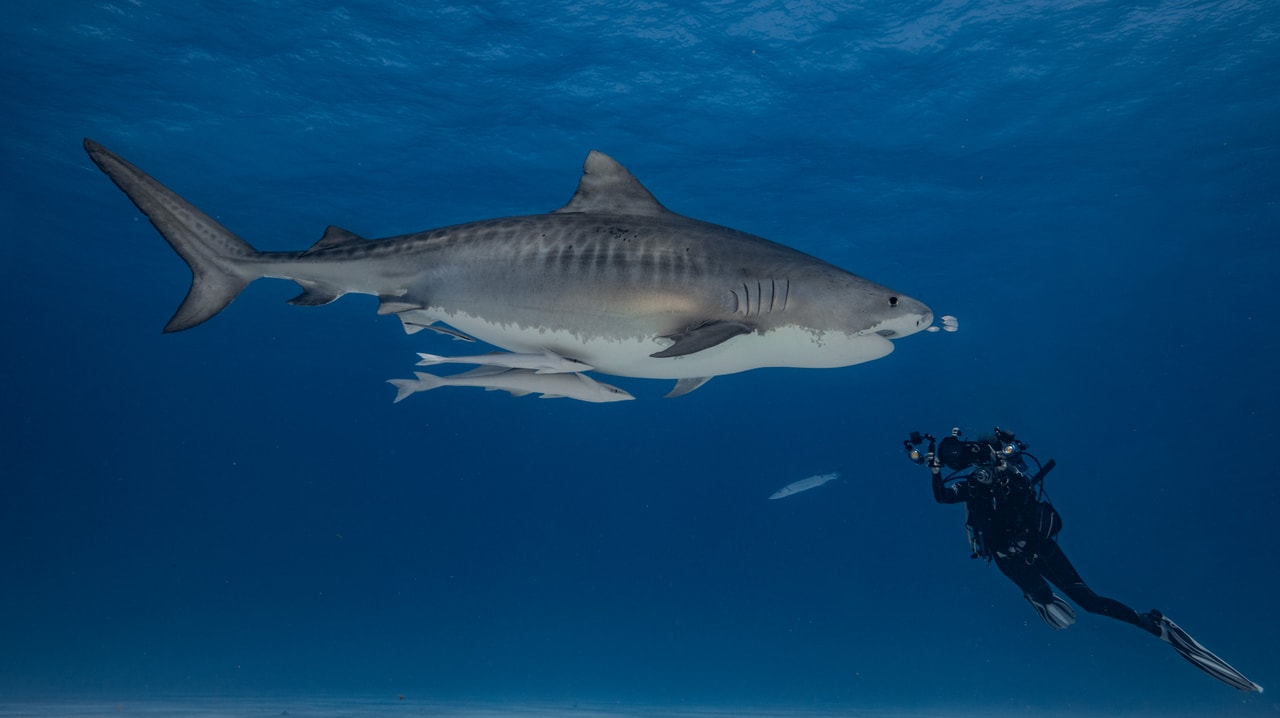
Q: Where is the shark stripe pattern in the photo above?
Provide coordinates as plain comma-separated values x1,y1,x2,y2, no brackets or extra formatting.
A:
84,139,932,396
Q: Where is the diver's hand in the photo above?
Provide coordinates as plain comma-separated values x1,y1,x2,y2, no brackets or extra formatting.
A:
926,452,941,475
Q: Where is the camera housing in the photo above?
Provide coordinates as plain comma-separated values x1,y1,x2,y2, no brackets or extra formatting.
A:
935,427,1026,471
937,435,996,471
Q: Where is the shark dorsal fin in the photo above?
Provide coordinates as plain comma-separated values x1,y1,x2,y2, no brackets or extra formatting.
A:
303,226,368,256
554,151,673,217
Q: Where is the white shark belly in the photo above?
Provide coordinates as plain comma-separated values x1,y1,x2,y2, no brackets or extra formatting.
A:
408,309,894,379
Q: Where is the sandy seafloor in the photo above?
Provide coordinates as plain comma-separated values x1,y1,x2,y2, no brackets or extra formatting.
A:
5,698,1260,718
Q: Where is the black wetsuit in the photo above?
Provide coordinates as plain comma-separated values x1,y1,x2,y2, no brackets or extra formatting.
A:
933,469,1159,635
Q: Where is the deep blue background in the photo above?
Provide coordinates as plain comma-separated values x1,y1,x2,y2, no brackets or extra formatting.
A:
2,1,1277,715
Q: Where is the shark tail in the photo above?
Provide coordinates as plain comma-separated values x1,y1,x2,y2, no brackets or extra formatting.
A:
84,139,262,333
387,371,447,403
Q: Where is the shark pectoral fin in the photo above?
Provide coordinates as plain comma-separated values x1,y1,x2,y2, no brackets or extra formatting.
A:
666,377,712,398
651,320,753,358
287,280,343,307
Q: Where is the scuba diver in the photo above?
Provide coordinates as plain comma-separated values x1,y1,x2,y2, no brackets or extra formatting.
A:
905,427,1262,693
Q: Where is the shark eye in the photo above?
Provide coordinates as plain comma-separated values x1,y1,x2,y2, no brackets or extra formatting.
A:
888,296,899,307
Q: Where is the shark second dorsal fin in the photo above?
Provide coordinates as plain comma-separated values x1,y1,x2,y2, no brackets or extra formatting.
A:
554,151,674,217
303,226,368,256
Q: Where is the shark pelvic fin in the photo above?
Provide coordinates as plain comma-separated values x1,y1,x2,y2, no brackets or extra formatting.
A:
651,320,752,358
377,295,427,315
287,280,344,306
666,377,712,398
554,151,673,218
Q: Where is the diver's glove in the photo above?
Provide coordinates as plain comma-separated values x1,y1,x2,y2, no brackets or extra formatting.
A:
926,452,941,476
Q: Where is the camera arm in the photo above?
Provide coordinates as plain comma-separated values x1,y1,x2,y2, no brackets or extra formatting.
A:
904,431,937,466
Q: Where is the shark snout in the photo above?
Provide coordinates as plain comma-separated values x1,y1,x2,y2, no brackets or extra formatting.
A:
874,295,933,338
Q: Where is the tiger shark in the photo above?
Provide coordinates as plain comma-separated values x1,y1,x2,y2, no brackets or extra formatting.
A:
84,139,932,397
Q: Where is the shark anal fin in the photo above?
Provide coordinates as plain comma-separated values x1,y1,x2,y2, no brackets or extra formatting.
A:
651,320,752,358
666,377,712,398
287,280,343,306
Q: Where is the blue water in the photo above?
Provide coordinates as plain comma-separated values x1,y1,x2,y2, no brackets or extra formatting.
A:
3,1,1278,716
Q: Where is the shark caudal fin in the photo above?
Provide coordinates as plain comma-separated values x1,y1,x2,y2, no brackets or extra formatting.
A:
84,139,260,332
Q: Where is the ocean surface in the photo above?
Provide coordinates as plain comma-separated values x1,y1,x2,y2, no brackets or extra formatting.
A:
3,1,1278,716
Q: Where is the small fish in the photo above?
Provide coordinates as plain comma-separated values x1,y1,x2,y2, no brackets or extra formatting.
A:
768,472,840,500
415,350,592,374
388,367,633,403
926,314,959,333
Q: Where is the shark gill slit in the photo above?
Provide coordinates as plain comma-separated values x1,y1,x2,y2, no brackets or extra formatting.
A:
594,242,609,277
559,244,575,273
640,246,655,282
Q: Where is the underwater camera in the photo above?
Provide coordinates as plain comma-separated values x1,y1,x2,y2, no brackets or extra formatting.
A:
906,427,1027,471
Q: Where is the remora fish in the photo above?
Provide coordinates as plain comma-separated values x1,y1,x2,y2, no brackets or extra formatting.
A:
387,367,634,403
85,139,932,397
415,350,592,374
769,472,840,500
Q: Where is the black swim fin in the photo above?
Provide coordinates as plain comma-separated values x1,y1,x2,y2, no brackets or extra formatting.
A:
1149,610,1263,692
